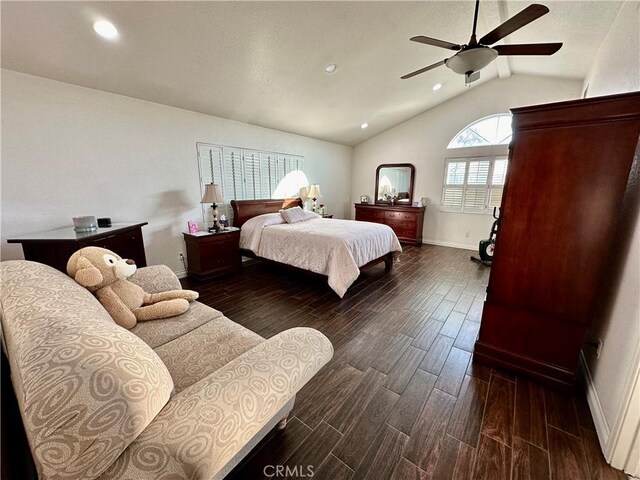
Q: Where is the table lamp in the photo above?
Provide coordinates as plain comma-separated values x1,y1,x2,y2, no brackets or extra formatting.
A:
201,183,224,232
308,184,322,212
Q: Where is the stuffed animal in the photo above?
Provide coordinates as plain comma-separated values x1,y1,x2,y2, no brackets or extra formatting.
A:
67,246,199,329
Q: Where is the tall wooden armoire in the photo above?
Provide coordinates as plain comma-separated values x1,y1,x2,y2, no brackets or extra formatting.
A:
474,92,640,388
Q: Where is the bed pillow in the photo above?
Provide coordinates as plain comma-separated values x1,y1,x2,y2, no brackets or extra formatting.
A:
243,212,286,230
240,213,287,252
280,207,321,224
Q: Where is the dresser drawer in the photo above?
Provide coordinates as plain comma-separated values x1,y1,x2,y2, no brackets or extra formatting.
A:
385,211,417,221
393,229,416,240
385,219,416,231
355,210,385,222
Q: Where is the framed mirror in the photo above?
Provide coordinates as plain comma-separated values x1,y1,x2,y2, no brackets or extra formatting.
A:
375,163,415,205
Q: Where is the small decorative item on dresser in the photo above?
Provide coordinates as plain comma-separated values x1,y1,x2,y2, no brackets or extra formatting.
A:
97,217,112,228
187,220,199,234
72,216,97,232
360,195,369,204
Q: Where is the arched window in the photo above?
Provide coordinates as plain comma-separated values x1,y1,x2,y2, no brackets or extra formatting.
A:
448,114,512,149
442,114,511,213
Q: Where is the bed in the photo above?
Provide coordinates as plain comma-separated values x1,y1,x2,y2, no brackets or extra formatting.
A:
231,198,402,297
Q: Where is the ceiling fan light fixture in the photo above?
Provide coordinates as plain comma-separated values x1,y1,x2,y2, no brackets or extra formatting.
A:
445,47,498,75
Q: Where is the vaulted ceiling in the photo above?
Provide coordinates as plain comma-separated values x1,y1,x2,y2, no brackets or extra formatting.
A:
1,1,622,146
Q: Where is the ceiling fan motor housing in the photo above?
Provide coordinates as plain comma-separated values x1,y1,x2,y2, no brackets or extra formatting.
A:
445,46,498,75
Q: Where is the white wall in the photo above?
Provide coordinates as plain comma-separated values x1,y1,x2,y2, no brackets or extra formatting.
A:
0,69,353,274
579,1,640,472
350,74,581,249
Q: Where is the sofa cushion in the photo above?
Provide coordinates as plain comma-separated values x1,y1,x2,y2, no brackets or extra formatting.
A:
130,301,224,349
154,315,265,393
0,261,174,480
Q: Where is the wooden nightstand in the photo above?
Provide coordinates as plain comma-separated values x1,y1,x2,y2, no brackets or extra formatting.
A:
183,228,241,280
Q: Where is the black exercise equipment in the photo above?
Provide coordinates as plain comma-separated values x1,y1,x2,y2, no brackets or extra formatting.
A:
471,207,499,266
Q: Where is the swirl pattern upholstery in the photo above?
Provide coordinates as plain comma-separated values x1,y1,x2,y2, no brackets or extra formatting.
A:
0,261,174,480
1,260,333,480
99,328,333,480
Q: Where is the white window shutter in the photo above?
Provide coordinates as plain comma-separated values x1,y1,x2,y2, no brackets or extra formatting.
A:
492,159,508,185
223,148,245,201
467,160,490,185
488,187,504,207
261,153,280,198
446,161,467,185
442,187,464,211
464,187,488,211
243,150,262,199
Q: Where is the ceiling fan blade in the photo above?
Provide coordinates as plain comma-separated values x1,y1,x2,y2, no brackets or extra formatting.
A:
494,43,562,55
479,4,549,45
410,36,461,51
401,59,447,79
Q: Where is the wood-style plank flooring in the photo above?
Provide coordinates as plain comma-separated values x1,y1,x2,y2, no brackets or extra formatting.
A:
183,245,627,480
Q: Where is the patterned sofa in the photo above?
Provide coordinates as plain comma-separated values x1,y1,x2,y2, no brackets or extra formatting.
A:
0,260,333,480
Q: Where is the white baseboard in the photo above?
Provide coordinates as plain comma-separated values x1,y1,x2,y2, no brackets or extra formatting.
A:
579,351,611,448
422,239,477,251
174,269,187,279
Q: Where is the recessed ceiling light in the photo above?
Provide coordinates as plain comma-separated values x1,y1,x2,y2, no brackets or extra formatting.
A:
324,64,337,74
361,123,369,129
93,20,119,40
432,83,443,91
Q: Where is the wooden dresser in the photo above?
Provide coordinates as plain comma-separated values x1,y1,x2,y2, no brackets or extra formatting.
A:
7,222,148,273
474,92,640,389
354,203,425,245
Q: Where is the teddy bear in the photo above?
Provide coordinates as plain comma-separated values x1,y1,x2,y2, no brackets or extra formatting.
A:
67,246,199,329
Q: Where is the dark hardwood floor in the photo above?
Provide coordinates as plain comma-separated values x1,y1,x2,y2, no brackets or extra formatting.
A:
183,245,627,480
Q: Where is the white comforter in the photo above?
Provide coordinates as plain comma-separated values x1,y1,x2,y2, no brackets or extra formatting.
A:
241,218,402,297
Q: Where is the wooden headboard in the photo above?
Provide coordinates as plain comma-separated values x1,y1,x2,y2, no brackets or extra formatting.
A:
231,198,303,228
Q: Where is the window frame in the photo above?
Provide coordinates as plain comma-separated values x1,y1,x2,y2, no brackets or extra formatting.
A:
447,113,513,149
441,155,508,214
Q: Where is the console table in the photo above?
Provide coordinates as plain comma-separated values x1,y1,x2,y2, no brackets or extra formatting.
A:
354,203,425,245
7,222,148,273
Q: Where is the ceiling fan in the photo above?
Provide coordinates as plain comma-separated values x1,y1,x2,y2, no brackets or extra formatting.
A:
401,0,562,85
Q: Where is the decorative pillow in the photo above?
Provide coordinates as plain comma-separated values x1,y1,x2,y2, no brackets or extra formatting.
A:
280,206,321,224
242,212,286,230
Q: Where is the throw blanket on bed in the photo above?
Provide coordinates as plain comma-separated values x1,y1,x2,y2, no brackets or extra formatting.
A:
241,218,402,297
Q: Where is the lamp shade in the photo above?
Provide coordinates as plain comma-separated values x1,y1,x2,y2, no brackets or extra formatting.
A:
201,184,224,204
308,184,322,199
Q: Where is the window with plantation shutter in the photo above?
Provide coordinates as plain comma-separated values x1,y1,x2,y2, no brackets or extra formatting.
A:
196,142,305,224
442,156,508,213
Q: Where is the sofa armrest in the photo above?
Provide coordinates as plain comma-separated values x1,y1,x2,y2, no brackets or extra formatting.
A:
99,327,333,480
129,265,182,293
